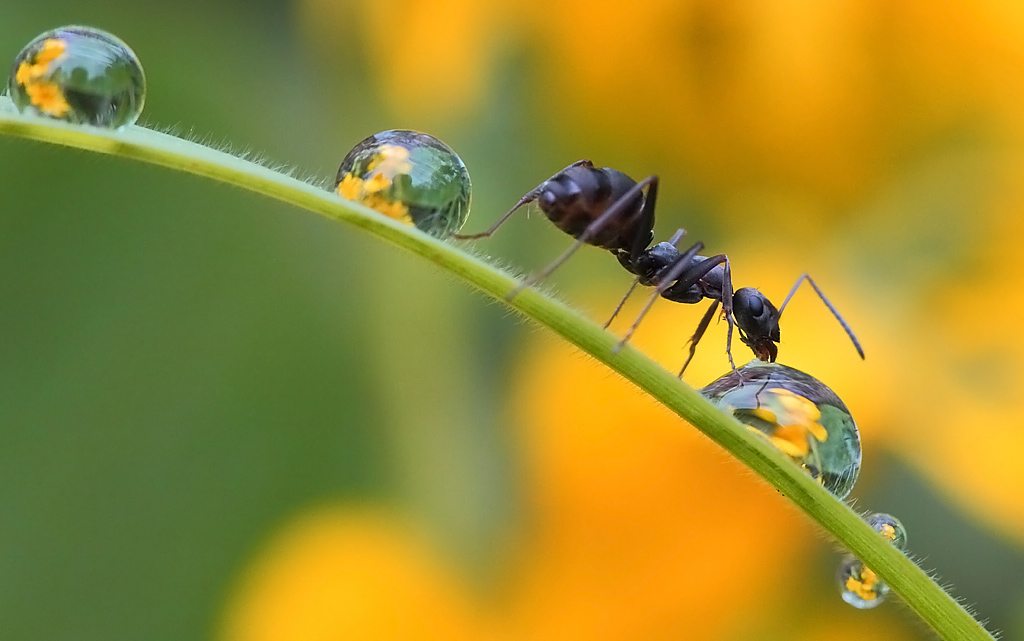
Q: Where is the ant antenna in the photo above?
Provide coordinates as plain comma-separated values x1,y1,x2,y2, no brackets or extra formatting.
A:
778,274,864,359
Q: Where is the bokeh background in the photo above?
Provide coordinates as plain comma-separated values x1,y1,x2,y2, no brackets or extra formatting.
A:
1,0,1023,639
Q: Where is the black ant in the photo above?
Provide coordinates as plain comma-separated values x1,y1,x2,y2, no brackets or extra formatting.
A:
457,159,864,373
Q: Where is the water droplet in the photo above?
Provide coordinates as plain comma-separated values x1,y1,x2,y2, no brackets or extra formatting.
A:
866,512,908,551
838,554,889,609
701,361,861,498
7,26,145,128
836,512,907,609
335,130,471,239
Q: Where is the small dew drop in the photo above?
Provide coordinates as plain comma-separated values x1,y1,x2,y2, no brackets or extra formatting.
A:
866,512,908,552
7,26,146,128
334,129,472,239
835,512,908,609
701,361,862,498
838,554,890,609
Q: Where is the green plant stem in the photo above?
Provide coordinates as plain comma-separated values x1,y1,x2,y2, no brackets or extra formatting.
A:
0,100,994,640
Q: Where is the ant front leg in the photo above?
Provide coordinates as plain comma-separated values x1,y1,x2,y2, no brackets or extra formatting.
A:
455,159,594,240
507,174,658,301
664,253,737,373
721,258,737,372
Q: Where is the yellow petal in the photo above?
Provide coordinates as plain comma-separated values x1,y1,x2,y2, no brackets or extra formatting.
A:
25,81,71,117
336,174,363,200
35,39,67,67
363,172,392,193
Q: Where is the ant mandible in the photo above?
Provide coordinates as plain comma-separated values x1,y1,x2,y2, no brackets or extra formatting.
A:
456,159,864,373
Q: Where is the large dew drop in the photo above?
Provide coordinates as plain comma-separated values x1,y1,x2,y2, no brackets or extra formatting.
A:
8,26,145,128
701,361,862,498
335,130,472,239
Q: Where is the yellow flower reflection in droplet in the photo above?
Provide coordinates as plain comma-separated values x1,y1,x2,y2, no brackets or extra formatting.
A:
15,38,71,117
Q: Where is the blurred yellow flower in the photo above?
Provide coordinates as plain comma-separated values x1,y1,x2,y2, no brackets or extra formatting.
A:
300,0,1024,229
219,510,488,640
362,172,391,193
367,145,413,177
219,298,923,639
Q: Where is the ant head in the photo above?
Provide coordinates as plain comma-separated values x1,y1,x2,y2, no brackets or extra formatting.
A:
733,287,781,362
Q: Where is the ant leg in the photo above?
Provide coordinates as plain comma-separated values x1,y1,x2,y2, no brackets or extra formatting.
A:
453,197,533,240
455,159,593,240
604,228,689,329
627,176,661,262
677,300,719,377
721,258,737,372
507,175,659,300
779,274,865,359
617,249,731,349
604,277,641,329
613,242,711,349
752,372,773,409
665,228,688,247
616,252,738,372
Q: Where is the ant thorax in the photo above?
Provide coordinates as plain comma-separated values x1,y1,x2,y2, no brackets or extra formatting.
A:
632,242,683,285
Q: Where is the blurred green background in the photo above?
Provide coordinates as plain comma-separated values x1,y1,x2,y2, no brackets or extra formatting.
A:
2,1,1024,639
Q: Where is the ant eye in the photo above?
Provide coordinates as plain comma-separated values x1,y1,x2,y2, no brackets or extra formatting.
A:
746,295,764,317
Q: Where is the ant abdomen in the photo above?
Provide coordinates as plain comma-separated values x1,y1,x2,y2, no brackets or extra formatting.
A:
537,165,648,251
